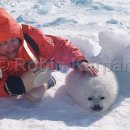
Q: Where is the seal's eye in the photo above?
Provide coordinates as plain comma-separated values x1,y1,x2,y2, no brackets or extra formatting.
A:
88,97,93,101
100,97,105,100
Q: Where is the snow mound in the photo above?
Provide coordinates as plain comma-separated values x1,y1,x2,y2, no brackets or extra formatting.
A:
68,35,101,58
97,30,130,69
71,0,93,5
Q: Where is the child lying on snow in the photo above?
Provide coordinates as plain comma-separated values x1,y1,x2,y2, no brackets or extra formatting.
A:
0,8,98,102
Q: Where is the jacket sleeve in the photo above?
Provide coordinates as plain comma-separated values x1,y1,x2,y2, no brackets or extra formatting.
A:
0,61,9,96
24,25,88,67
0,79,8,97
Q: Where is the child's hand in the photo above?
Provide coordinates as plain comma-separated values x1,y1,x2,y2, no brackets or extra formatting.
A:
77,61,98,76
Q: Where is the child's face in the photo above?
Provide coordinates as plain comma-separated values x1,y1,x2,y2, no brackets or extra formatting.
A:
0,37,21,59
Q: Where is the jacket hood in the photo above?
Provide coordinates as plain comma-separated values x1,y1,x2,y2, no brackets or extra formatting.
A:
0,8,23,43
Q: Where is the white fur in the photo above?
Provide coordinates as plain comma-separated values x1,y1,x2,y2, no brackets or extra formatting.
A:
65,63,119,112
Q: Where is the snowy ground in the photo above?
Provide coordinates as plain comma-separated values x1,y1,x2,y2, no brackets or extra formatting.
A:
0,0,130,130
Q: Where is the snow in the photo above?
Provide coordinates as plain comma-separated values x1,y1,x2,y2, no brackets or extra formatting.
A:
0,0,130,130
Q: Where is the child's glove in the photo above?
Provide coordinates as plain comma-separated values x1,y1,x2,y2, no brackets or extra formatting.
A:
21,67,51,92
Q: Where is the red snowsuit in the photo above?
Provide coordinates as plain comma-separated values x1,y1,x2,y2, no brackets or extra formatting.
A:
0,8,87,97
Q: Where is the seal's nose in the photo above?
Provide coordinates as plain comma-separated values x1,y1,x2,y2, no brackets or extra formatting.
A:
92,105,103,112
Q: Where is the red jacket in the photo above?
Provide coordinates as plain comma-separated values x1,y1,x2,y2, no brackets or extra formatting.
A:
0,8,87,97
